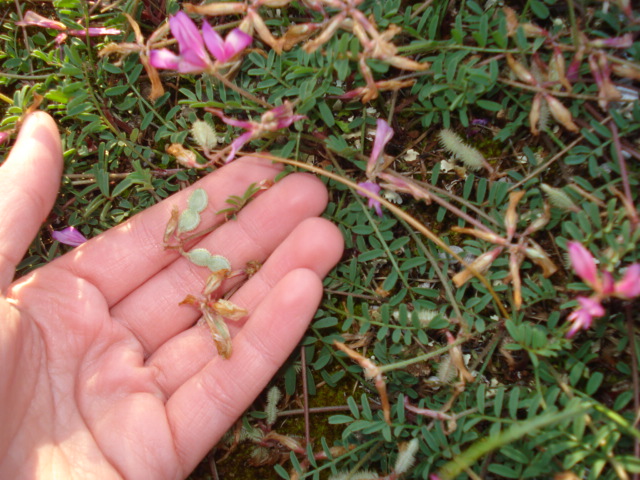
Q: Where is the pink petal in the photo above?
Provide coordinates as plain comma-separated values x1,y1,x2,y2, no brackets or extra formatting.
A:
357,181,383,217
577,296,605,317
223,28,252,59
169,11,209,70
568,241,600,290
203,25,251,63
52,227,88,247
0,131,10,145
614,264,640,299
226,131,254,163
16,11,66,30
149,49,181,70
601,271,615,295
210,109,254,129
83,27,122,36
368,119,394,175
202,21,226,61
566,296,604,338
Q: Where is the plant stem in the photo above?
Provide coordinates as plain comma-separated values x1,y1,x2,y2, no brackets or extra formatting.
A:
378,337,465,373
300,345,311,448
255,154,511,319
626,304,640,478
609,120,639,230
209,69,272,109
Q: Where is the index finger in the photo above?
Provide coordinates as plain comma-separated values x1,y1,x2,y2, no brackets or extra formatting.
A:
0,112,62,292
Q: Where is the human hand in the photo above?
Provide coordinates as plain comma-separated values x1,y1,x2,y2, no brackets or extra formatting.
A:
0,112,343,479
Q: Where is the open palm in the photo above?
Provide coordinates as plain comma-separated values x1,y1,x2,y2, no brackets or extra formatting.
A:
0,113,343,479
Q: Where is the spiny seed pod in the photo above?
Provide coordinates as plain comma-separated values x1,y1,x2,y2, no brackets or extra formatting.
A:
541,184,579,212
266,386,281,426
394,438,420,474
438,129,487,171
191,120,219,151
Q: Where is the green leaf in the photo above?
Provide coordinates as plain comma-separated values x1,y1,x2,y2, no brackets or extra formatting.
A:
530,0,549,18
585,371,603,395
207,254,231,272
187,188,208,213
317,101,335,127
328,414,353,424
186,248,213,267
178,209,201,233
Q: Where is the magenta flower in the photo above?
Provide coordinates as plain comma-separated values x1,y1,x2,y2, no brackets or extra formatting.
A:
16,10,121,45
52,227,88,247
566,296,605,338
208,101,305,162
150,12,210,73
149,12,251,74
614,264,640,299
357,181,383,217
568,241,600,290
366,119,394,178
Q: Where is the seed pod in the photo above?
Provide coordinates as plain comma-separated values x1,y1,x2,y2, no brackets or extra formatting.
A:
163,206,180,243
529,93,542,136
544,94,579,132
506,54,537,85
505,191,525,240
452,247,504,287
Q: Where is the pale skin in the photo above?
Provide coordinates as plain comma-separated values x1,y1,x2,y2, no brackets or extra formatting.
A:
0,112,344,479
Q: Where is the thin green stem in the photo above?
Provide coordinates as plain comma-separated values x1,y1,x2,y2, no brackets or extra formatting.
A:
378,337,465,373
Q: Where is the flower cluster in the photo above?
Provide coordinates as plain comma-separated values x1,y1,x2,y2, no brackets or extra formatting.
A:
503,6,636,135
183,0,428,102
566,241,640,337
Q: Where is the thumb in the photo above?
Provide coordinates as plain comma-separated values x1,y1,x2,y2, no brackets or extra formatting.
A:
0,112,62,291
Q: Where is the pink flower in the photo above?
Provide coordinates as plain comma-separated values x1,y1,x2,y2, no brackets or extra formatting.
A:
149,12,251,74
614,264,640,299
52,227,88,247
208,101,304,162
16,10,121,45
566,296,605,338
568,241,600,291
0,131,9,145
357,181,383,217
150,12,210,73
367,119,394,178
